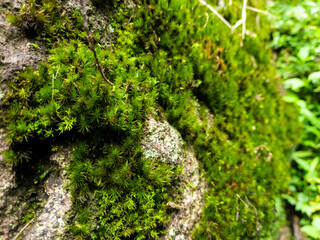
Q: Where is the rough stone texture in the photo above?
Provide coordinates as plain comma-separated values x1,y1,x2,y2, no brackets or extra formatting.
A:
22,147,73,240
0,1,46,239
0,0,46,115
0,144,73,240
0,130,13,209
142,117,208,240
0,2,71,239
0,129,16,240
142,118,184,166
64,0,136,47
0,0,46,87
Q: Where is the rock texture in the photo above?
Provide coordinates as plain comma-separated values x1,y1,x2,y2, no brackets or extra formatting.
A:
0,0,46,93
0,1,72,239
0,1,46,239
0,129,14,239
142,117,208,240
22,147,72,240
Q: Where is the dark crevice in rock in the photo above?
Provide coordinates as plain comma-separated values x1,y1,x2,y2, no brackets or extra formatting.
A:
0,140,52,240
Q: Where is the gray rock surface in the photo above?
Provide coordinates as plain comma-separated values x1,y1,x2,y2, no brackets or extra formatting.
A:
142,118,184,166
0,0,46,88
0,1,46,239
22,147,72,240
0,1,71,239
142,117,208,240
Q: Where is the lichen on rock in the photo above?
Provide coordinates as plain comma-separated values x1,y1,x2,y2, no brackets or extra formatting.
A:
142,117,208,239
21,147,72,240
142,117,184,166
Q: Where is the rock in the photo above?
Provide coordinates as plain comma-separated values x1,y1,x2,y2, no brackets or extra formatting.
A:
0,0,46,86
142,117,184,166
22,147,73,240
0,1,46,238
0,2,72,239
142,117,208,240
0,129,16,239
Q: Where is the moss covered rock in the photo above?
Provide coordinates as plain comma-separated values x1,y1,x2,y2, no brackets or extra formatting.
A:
0,0,300,239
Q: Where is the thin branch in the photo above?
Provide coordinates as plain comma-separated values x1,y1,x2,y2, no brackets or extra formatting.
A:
52,65,60,101
245,30,257,38
231,19,243,32
12,217,35,240
246,6,274,17
121,13,136,27
245,195,262,235
198,0,232,30
79,0,113,86
241,0,248,42
236,194,248,208
203,12,209,29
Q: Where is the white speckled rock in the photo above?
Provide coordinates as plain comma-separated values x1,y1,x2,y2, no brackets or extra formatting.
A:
142,117,208,240
22,147,73,240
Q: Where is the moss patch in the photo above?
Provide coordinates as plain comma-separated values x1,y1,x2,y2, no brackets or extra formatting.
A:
3,0,300,239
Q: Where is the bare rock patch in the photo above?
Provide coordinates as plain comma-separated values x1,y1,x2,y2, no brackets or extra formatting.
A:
142,117,208,240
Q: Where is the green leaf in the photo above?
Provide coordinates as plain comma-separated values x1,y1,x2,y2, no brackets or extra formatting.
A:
313,216,320,228
282,194,296,205
292,151,313,158
284,78,305,91
308,71,320,83
31,43,41,49
293,157,310,171
282,93,299,102
306,157,319,182
297,46,310,61
311,203,320,214
301,225,320,238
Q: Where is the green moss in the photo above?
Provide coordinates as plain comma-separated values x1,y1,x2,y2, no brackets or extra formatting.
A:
3,0,300,239
7,0,84,46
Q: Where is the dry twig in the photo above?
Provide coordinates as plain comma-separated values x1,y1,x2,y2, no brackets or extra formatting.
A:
246,6,274,17
79,0,113,86
198,0,232,30
12,217,35,240
241,0,248,43
52,65,60,100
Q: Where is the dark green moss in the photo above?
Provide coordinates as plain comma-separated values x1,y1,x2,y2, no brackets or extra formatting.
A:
3,0,300,239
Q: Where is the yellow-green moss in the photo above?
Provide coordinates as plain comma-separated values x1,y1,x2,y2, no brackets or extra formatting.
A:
3,0,300,239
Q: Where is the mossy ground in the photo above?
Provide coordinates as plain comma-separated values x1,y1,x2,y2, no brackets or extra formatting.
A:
3,0,300,239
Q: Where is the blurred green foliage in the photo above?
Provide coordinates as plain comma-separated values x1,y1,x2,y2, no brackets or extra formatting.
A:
270,1,320,239
3,0,300,239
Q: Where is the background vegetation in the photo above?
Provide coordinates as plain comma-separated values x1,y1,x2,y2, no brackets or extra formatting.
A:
3,0,300,239
270,0,320,239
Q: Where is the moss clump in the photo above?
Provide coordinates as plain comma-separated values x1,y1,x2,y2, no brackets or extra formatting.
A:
3,0,300,239
7,0,84,45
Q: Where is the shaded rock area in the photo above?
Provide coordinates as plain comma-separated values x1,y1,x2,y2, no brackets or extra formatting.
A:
0,1,72,239
65,0,135,47
21,147,72,240
0,144,73,240
142,117,208,240
0,1,46,239
0,130,15,239
0,0,46,96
